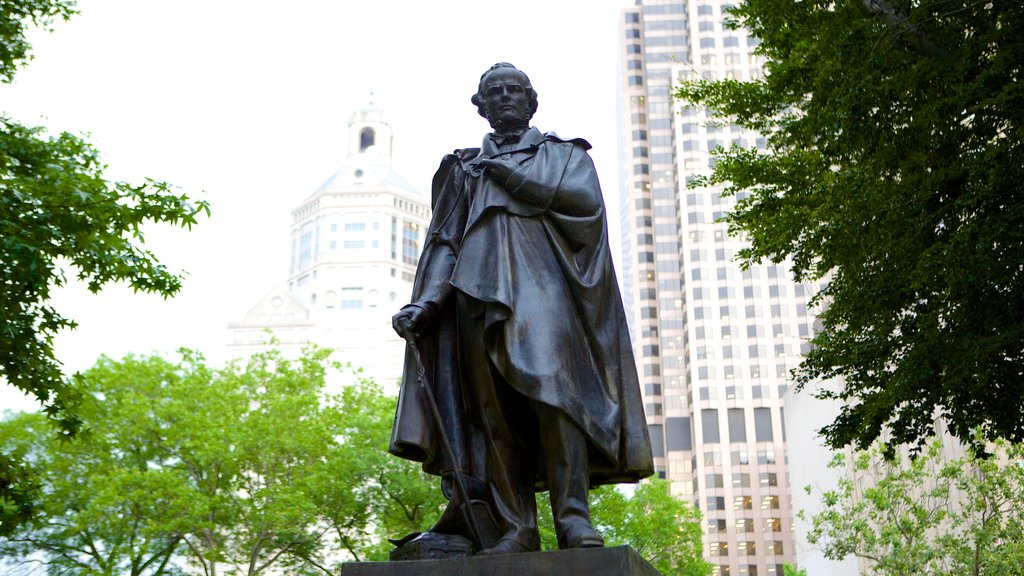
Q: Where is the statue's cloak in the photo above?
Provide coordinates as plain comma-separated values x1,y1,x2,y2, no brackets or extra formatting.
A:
389,127,653,487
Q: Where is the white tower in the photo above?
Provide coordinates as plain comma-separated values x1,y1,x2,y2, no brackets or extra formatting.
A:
229,102,430,387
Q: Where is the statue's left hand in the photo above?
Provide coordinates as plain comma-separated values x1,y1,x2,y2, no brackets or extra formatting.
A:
392,303,434,340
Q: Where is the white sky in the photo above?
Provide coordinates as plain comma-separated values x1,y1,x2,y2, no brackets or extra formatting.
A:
2,0,633,411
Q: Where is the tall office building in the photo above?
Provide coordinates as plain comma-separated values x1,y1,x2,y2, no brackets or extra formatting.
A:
618,2,819,574
228,104,429,386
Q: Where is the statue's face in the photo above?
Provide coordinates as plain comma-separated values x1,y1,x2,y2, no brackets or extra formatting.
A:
481,68,531,130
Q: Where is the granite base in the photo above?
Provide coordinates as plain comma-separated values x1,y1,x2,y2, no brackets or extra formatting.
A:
342,545,663,576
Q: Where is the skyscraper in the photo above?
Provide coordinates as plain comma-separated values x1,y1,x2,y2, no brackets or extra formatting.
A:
228,104,429,386
618,2,817,574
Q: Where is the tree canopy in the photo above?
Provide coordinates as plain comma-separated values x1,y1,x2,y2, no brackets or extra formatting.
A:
807,437,1024,575
588,480,710,576
676,0,1024,452
0,347,445,575
1,0,209,532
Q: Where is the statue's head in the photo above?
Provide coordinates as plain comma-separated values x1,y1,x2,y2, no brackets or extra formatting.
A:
471,63,539,131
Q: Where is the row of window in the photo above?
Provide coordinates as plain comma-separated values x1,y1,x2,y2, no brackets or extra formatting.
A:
702,407,776,443
714,566,789,576
709,540,785,556
706,494,781,510
705,471,778,489
697,384,791,401
703,449,778,466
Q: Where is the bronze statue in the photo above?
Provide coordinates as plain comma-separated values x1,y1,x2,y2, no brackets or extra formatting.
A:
391,63,653,556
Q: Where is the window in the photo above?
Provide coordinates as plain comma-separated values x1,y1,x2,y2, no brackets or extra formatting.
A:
732,450,750,465
728,408,747,442
702,409,720,443
359,127,375,152
737,541,757,556
707,496,726,510
754,408,774,441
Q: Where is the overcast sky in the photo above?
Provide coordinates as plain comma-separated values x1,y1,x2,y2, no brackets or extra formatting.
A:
2,0,633,411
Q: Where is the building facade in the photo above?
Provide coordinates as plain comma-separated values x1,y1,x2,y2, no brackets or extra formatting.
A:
617,2,820,574
227,106,429,387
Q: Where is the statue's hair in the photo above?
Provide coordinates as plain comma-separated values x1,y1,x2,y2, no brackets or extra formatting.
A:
471,62,539,121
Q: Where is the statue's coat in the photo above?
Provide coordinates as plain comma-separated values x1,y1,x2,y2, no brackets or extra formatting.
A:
389,127,653,488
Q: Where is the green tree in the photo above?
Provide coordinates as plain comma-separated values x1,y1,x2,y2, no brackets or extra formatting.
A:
807,438,1024,575
783,565,807,576
1,0,209,532
536,480,710,576
675,1,1024,453
0,348,443,575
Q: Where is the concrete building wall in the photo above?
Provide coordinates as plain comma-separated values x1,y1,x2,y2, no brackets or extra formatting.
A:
617,2,820,574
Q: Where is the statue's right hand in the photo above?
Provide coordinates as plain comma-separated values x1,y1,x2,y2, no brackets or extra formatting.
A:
392,303,433,340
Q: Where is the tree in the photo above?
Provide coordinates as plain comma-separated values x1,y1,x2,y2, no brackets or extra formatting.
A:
675,1,1024,453
806,438,1024,575
0,348,444,575
537,480,710,576
1,0,209,534
783,565,807,576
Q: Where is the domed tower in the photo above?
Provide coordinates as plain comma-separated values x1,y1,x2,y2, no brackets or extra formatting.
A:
229,101,429,386
347,97,394,160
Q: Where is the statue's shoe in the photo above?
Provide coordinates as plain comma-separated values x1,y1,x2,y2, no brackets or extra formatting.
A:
562,525,604,549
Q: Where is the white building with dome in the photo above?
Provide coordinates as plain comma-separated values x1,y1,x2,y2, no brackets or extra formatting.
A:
227,105,429,387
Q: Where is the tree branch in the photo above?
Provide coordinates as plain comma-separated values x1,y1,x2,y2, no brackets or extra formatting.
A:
861,0,947,57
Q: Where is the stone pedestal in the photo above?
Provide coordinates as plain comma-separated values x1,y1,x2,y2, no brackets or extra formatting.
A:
342,545,663,576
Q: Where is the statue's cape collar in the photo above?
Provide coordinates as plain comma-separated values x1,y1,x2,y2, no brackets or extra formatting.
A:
478,126,546,157
465,128,591,175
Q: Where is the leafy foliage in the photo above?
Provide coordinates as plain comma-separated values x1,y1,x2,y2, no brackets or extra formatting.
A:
1,0,209,535
676,1,1024,453
0,348,444,575
1,117,210,437
807,437,1024,575
783,565,807,576
0,0,75,82
0,448,39,538
537,480,710,576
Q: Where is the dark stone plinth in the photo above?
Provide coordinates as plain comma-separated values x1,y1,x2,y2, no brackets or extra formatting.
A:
342,545,663,576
